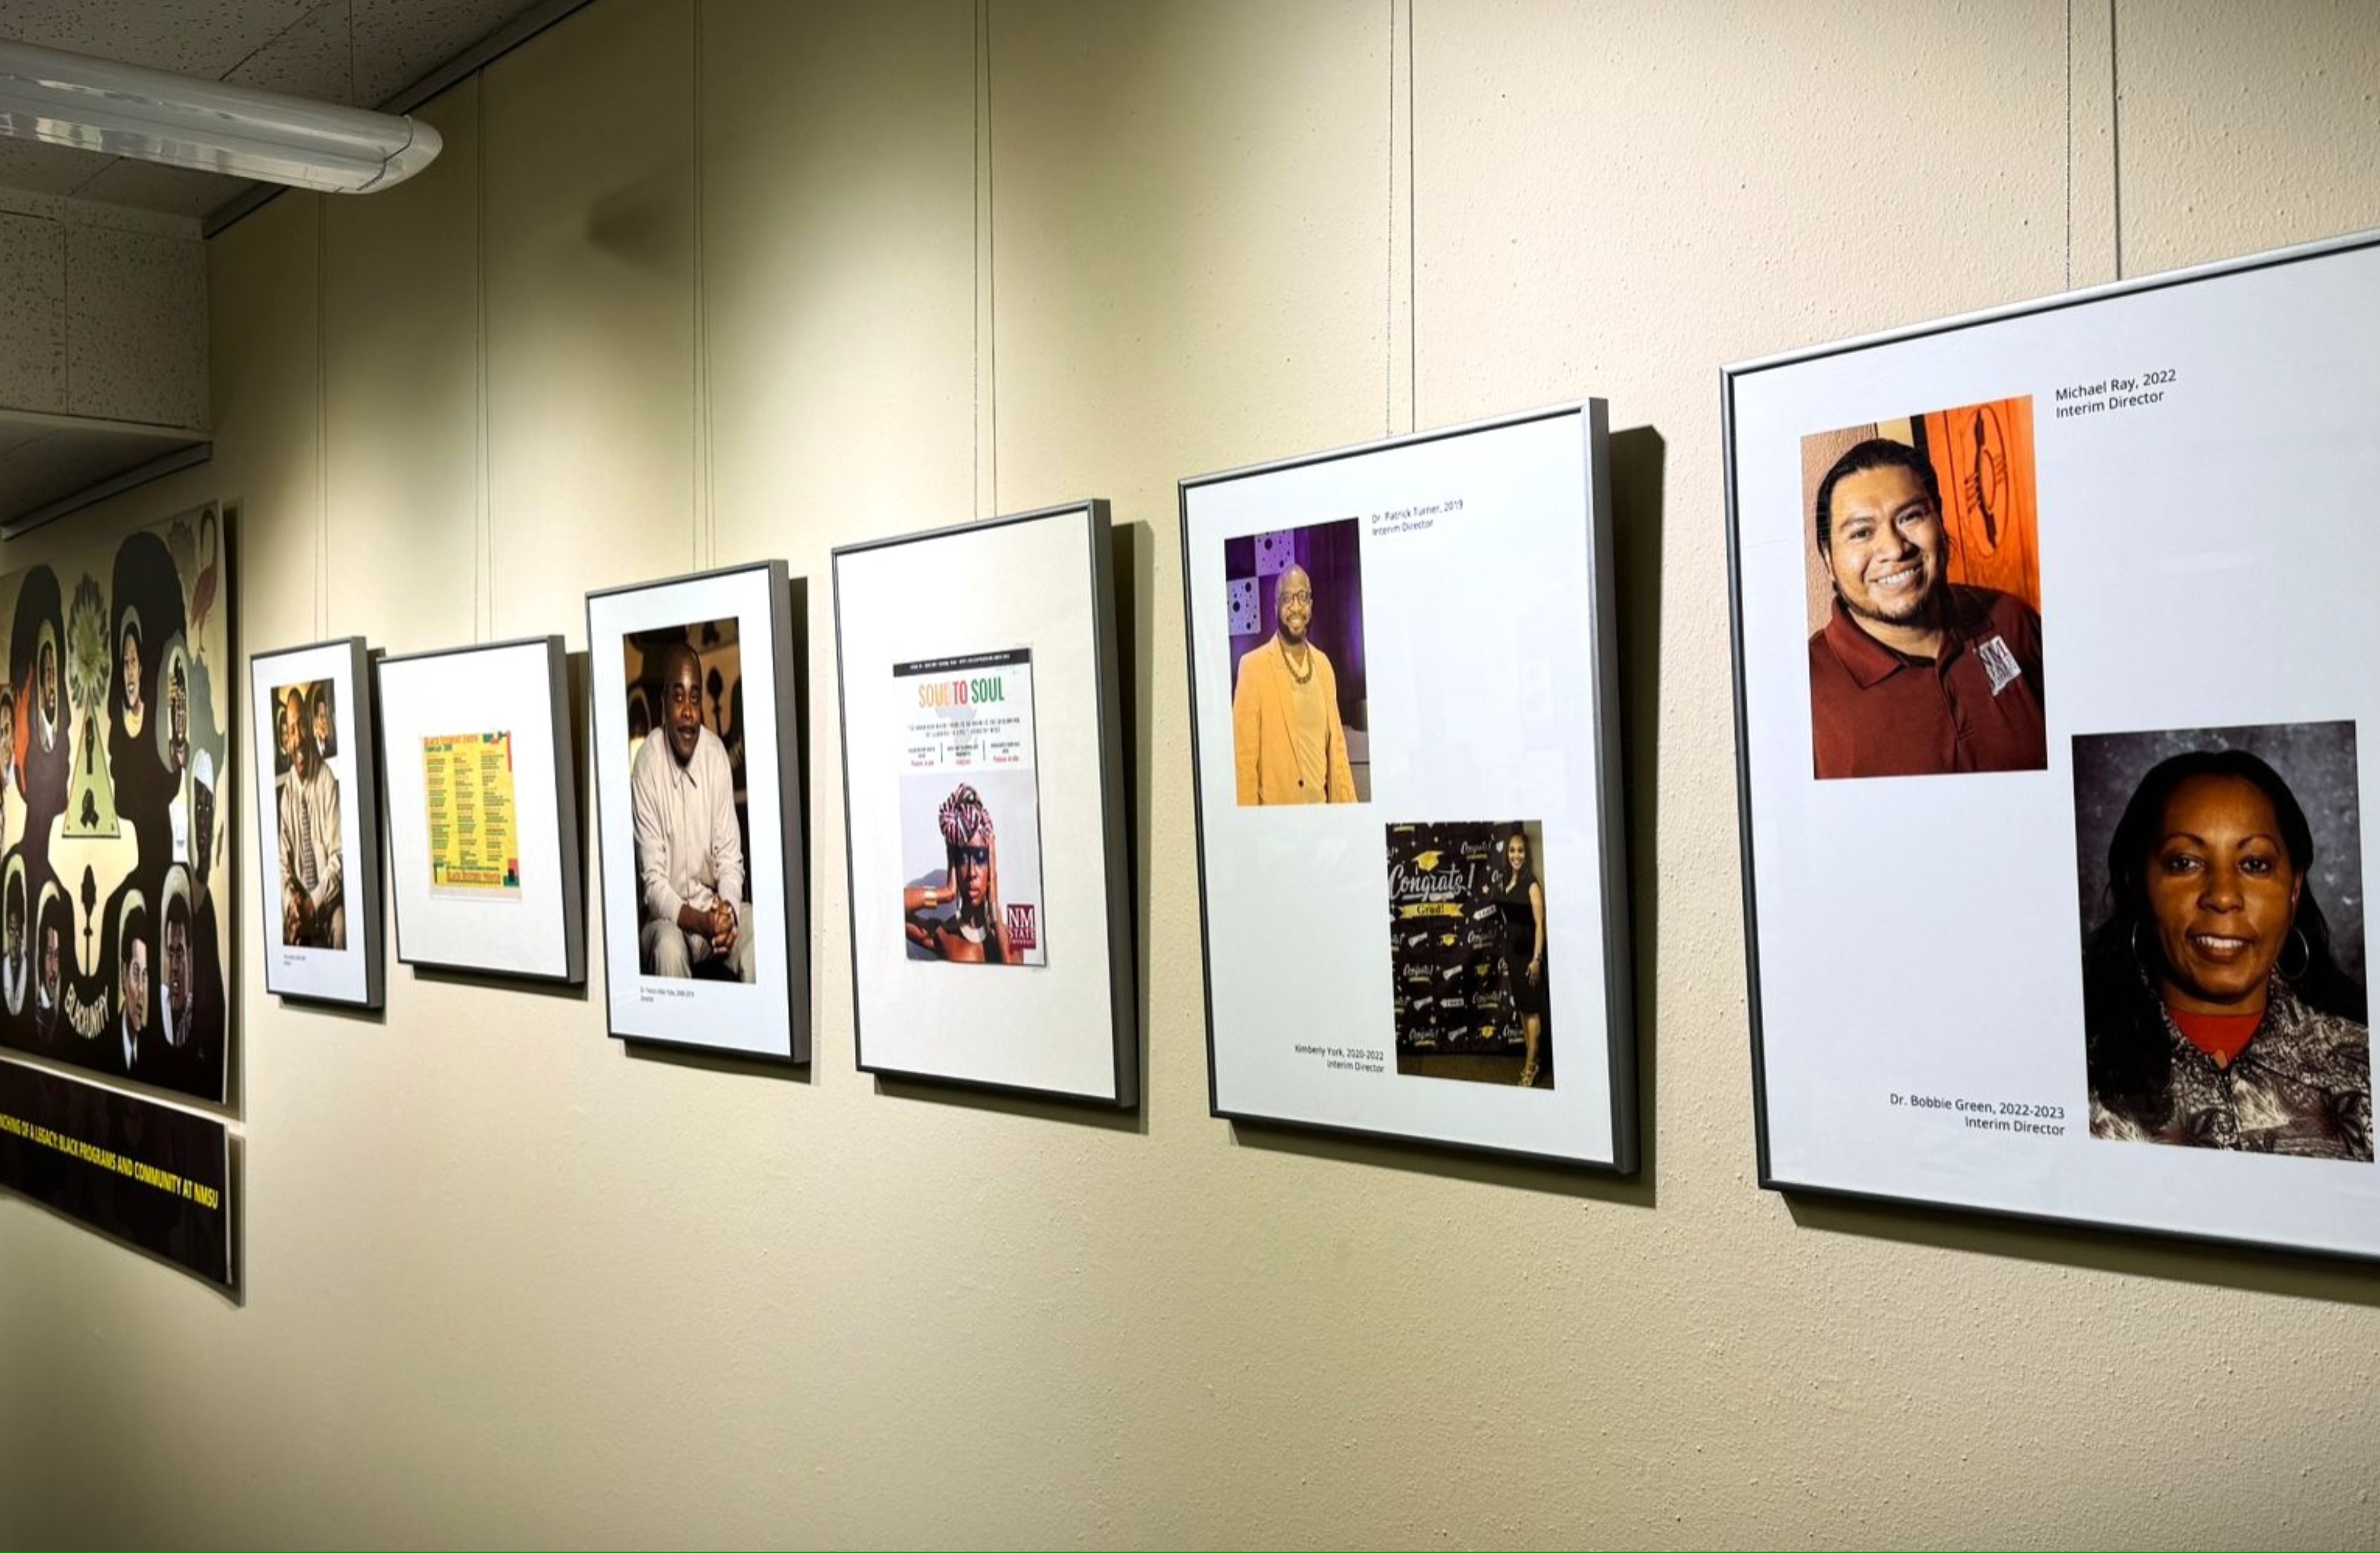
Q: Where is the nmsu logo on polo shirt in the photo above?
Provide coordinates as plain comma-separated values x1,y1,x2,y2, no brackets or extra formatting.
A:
1005,904,1037,951
1976,634,2024,696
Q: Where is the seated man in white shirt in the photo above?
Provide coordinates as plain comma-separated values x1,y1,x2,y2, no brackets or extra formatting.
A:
631,642,755,982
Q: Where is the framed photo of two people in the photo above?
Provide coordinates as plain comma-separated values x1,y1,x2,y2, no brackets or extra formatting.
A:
1727,227,2380,1261
587,562,809,1063
1181,405,1637,1170
251,636,385,1010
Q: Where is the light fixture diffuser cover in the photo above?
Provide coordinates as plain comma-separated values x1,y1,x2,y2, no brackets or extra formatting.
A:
0,39,441,192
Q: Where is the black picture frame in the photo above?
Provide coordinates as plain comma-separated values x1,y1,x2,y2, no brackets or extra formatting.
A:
830,501,1138,1107
372,635,586,986
585,560,809,1064
1179,403,1637,1170
249,634,385,1011
1725,225,2380,1262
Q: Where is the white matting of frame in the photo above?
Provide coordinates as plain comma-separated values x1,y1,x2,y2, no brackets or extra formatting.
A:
249,636,382,1009
831,502,1137,1105
1727,227,2380,1261
586,562,809,1063
375,636,584,984
1180,404,1635,1169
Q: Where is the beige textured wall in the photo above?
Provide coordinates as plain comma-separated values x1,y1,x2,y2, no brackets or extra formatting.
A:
5,1,2380,1547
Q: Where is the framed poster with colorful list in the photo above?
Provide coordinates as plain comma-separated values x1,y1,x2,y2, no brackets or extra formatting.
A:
1179,405,1636,1169
374,636,584,984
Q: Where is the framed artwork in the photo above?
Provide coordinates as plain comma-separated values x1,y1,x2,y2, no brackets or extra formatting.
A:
374,636,584,984
0,501,233,1100
249,637,384,1009
831,502,1137,1105
586,561,809,1063
1180,405,1636,1169
1726,226,2380,1261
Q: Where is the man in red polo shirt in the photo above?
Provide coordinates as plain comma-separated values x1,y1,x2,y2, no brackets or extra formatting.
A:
1807,438,2046,779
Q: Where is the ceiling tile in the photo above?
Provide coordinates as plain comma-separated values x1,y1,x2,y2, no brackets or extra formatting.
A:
354,0,545,106
58,198,200,240
69,160,249,222
227,1,355,100
65,224,209,428
0,0,316,77
0,215,68,415
0,188,66,221
0,425,207,523
0,139,111,198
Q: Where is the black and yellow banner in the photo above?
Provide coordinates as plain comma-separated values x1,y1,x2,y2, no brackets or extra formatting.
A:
0,1058,232,1287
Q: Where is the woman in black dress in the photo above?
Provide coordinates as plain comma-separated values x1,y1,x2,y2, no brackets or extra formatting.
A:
1494,830,1548,1087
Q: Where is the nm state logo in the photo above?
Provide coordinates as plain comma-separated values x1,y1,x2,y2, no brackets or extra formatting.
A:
1005,904,1037,951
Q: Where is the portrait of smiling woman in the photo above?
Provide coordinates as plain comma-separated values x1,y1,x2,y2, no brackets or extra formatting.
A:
2076,734,2373,1160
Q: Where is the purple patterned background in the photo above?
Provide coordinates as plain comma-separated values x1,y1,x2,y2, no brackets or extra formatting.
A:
1222,515,1368,742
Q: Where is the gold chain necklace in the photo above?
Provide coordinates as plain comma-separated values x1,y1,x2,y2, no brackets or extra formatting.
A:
1282,641,1314,685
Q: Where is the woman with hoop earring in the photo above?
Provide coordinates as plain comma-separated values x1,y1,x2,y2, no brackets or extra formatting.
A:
2081,748,2370,1157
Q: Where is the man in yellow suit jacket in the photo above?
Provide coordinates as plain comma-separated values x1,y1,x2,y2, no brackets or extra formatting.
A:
1233,564,1357,805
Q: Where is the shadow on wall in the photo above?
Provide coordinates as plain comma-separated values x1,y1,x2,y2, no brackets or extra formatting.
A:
1787,1187,2380,1309
587,174,691,272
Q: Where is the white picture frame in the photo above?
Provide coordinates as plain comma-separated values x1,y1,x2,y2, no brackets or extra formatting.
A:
373,636,584,984
586,562,809,1063
249,636,383,1009
831,502,1137,1106
1180,404,1636,1169
1726,227,2380,1261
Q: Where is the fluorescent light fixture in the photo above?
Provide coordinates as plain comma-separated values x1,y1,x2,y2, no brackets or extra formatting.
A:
0,38,440,192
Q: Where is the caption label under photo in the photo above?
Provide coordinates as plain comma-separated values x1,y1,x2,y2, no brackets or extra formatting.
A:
1298,1042,1387,1075
1891,1090,2069,1137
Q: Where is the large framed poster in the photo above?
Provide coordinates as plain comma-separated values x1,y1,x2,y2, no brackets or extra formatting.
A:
831,502,1137,1105
0,502,232,1100
1727,227,2380,1261
375,636,584,984
586,561,809,1063
1181,405,1635,1169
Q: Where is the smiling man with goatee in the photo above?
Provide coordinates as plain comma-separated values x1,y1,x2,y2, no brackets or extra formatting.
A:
1233,563,1358,805
1806,438,2046,779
